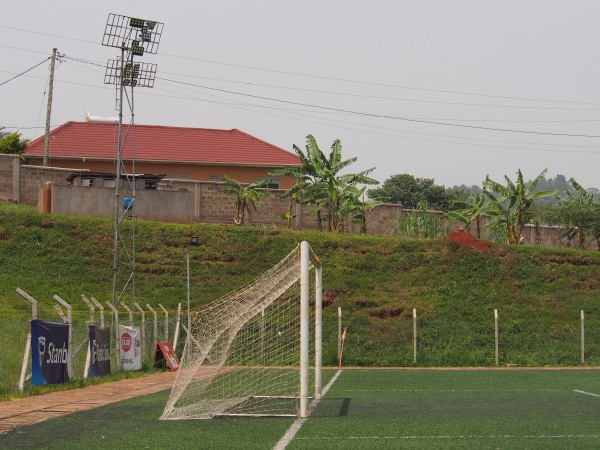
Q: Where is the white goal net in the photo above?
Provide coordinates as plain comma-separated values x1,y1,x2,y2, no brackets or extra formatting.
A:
161,241,322,420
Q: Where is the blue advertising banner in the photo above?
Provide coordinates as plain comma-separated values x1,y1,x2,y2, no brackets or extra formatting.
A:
31,319,69,385
89,326,111,377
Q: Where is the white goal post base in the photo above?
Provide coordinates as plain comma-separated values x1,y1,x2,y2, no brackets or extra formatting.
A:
161,241,322,420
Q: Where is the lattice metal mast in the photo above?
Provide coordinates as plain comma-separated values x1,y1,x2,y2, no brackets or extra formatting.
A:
102,14,163,306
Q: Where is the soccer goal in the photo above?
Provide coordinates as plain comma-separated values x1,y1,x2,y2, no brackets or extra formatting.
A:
161,241,322,420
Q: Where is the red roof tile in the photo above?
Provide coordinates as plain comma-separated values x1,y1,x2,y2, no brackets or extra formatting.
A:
25,122,301,166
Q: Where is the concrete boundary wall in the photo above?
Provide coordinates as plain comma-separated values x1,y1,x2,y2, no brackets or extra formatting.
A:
1,154,587,247
0,154,87,205
50,185,194,224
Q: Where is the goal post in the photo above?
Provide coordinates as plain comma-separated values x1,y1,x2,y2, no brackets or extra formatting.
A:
161,241,322,420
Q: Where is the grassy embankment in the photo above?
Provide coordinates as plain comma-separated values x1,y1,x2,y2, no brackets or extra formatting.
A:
1,201,600,396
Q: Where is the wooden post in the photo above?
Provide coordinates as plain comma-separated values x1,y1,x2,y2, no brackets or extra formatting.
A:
413,308,417,363
494,309,499,366
581,310,585,364
43,48,57,167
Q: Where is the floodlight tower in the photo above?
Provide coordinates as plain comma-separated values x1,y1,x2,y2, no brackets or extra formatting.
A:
102,14,163,307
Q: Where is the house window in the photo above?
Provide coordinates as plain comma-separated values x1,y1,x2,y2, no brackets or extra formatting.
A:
209,175,221,182
256,177,279,189
164,174,190,180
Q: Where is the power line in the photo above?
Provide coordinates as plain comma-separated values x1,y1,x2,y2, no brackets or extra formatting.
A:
159,53,600,107
0,57,50,87
2,24,600,107
158,78,600,138
156,71,600,112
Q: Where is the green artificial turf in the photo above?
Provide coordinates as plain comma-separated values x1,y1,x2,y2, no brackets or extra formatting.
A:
2,369,599,449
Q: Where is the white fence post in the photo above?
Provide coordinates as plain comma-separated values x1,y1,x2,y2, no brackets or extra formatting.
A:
413,308,417,363
53,295,73,380
147,304,158,351
81,295,95,379
90,297,104,328
16,288,38,391
338,307,342,364
106,302,120,371
158,304,169,342
494,309,499,366
315,264,323,400
120,302,133,326
173,303,182,351
581,310,585,364
134,303,145,365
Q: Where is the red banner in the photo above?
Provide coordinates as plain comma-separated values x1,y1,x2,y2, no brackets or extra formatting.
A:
154,342,180,371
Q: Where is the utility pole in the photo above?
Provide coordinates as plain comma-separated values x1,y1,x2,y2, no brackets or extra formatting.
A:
43,48,57,167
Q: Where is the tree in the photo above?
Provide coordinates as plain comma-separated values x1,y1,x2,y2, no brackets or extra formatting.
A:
0,131,30,157
269,135,327,230
217,175,274,225
367,174,464,211
483,169,558,245
270,135,378,232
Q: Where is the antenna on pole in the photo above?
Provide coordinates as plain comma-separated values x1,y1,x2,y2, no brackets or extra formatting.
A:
102,14,163,308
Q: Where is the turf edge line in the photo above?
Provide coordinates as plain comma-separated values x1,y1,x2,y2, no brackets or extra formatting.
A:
294,435,600,440
573,389,600,398
272,369,343,450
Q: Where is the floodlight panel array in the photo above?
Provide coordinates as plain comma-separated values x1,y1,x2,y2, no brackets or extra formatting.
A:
102,13,163,55
104,60,157,88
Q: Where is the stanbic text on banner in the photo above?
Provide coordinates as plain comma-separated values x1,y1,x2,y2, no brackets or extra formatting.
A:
119,324,142,371
89,326,111,377
31,320,70,385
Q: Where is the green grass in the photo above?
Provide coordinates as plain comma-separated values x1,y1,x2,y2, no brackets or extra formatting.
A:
2,369,599,449
2,201,600,396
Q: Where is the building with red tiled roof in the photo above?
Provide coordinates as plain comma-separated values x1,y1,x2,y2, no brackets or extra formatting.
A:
24,121,301,189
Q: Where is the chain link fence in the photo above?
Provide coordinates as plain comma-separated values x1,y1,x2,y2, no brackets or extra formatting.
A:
0,294,185,396
337,309,600,367
3,302,599,396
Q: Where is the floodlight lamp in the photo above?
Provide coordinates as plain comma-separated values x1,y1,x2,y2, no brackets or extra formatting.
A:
189,236,200,247
103,14,163,55
130,18,145,28
131,40,144,56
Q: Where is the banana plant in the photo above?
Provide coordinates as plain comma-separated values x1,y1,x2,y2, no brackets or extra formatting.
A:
217,175,274,225
443,192,488,238
483,169,558,245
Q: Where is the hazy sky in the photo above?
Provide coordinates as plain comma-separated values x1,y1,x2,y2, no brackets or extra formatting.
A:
2,1,599,189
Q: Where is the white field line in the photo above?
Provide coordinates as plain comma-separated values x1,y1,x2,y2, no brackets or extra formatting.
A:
273,369,342,450
336,389,558,392
295,435,600,441
574,389,600,398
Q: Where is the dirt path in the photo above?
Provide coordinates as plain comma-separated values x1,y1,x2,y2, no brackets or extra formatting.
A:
0,371,176,433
